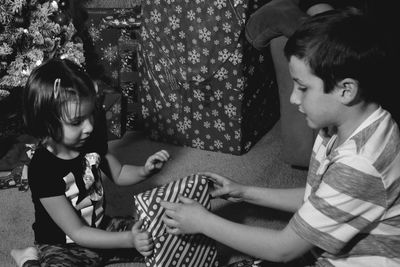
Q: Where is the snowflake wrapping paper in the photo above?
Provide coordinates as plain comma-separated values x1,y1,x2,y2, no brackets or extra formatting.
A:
134,174,219,267
102,89,127,140
138,0,279,155
87,7,142,131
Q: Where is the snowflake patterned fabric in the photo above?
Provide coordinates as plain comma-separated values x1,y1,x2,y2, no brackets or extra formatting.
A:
138,0,279,155
134,174,219,267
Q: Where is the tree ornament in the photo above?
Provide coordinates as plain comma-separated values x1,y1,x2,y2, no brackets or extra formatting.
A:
13,14,28,28
58,0,70,11
0,0,87,89
54,12,70,26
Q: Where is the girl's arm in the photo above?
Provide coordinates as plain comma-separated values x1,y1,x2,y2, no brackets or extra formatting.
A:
162,196,313,262
102,150,170,186
102,153,148,186
40,195,152,254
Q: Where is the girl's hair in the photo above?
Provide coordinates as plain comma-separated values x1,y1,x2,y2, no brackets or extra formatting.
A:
284,8,393,104
23,58,97,142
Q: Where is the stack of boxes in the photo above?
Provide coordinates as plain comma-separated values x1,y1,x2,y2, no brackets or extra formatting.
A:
86,6,142,140
137,0,279,155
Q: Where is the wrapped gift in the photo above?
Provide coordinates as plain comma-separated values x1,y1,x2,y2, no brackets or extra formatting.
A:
102,89,127,140
138,0,279,155
0,88,25,141
134,174,219,267
87,7,142,131
87,7,141,89
119,31,142,131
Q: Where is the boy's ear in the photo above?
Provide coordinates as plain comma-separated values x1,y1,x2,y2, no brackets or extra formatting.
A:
336,78,359,104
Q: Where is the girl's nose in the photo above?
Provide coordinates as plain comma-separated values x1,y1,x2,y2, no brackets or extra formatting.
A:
290,87,300,106
83,117,94,134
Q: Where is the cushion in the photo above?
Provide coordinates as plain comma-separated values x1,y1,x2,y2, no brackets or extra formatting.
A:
245,0,306,50
134,174,219,267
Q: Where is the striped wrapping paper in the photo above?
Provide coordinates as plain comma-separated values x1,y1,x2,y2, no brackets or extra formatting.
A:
134,174,219,267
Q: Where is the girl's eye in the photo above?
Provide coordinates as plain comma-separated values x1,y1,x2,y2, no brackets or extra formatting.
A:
69,119,83,126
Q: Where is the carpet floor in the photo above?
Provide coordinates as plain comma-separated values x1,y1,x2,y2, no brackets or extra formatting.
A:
0,121,308,266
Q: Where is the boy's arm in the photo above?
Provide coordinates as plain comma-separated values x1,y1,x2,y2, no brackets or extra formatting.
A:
203,172,305,213
240,186,305,213
201,212,313,262
162,196,313,262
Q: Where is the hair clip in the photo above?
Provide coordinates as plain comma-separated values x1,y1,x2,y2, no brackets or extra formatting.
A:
53,78,61,99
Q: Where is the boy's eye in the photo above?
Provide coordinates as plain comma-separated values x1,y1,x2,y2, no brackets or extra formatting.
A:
297,86,307,92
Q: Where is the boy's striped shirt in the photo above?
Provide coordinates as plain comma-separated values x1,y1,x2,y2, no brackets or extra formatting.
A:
289,107,400,266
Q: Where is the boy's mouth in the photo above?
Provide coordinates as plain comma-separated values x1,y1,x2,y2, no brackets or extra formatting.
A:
80,137,89,144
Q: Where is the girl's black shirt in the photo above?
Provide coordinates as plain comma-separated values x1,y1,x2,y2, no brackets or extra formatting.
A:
28,107,109,244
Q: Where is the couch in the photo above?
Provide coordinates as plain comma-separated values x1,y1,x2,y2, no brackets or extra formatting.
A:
245,0,337,167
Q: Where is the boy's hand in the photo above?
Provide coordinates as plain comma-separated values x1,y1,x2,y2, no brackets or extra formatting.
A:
161,195,208,235
131,220,153,257
199,172,245,202
144,150,170,176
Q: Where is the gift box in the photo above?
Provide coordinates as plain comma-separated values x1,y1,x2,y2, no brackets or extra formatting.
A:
87,7,143,131
134,174,219,267
86,7,141,87
102,89,127,140
137,0,279,155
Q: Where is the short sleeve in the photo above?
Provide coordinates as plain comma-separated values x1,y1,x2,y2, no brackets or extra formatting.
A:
289,158,386,254
82,103,108,156
28,152,66,198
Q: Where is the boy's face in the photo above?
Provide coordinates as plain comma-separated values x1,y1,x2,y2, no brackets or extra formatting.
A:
288,56,342,129
60,99,95,151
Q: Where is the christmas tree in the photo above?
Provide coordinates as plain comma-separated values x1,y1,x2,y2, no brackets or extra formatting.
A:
0,0,85,100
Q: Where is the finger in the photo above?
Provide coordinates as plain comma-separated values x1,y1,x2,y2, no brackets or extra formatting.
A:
139,241,154,252
178,195,194,204
153,151,169,162
160,201,177,210
154,161,164,169
164,209,177,219
158,150,170,160
165,226,181,235
131,219,143,231
163,216,179,228
210,187,229,198
151,154,165,162
140,250,153,257
199,172,222,184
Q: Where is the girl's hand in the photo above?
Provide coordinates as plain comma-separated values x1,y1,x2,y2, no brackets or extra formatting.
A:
199,172,245,202
131,220,153,257
161,195,208,235
144,150,170,176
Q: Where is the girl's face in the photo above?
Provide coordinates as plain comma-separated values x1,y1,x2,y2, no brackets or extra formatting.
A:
60,98,94,150
288,56,341,129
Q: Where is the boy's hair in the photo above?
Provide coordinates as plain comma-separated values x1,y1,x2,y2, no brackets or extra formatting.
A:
284,8,392,104
23,58,97,142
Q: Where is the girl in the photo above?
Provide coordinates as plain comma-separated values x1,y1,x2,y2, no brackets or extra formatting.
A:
11,58,170,267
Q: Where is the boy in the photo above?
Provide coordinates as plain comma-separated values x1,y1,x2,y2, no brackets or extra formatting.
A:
161,9,400,266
